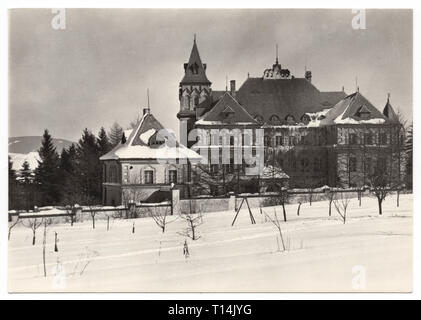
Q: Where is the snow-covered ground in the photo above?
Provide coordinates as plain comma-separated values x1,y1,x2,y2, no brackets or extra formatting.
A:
8,194,412,292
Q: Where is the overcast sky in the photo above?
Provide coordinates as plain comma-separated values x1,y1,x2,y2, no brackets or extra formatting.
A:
9,9,412,142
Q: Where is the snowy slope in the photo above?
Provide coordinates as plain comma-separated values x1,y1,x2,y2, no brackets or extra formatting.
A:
8,194,412,292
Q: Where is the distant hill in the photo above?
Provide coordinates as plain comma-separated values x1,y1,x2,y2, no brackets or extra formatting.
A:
9,136,75,171
8,136,74,154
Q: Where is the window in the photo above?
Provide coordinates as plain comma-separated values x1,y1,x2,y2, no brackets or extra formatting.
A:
289,136,295,146
301,158,310,172
376,158,387,174
144,170,154,184
349,133,358,145
275,135,283,146
285,115,295,125
349,157,357,172
364,133,373,145
313,158,321,172
364,158,371,174
169,170,177,184
123,165,129,183
109,165,118,183
379,133,388,145
210,164,219,174
264,136,270,147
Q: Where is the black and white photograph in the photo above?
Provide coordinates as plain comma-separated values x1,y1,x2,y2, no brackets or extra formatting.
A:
4,6,416,297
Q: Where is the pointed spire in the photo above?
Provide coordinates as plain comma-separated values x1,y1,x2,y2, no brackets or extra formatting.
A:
383,92,398,122
180,36,211,85
276,44,279,64
147,88,150,113
225,75,228,92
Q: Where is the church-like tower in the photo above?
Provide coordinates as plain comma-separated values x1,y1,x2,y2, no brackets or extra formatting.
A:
177,37,212,146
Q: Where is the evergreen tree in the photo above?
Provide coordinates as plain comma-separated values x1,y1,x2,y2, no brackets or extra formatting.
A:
76,128,102,203
20,160,33,211
59,144,80,204
35,129,60,205
108,122,123,147
97,127,111,155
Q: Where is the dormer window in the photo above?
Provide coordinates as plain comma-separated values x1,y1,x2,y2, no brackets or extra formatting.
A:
285,114,296,125
357,105,371,119
189,63,199,75
269,114,281,125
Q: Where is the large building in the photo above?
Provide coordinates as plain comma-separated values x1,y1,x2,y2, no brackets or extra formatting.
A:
177,38,404,195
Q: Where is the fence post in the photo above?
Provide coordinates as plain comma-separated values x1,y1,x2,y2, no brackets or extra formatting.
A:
229,192,236,211
172,189,180,215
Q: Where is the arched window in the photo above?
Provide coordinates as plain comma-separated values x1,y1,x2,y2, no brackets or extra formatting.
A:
285,114,296,125
269,114,281,124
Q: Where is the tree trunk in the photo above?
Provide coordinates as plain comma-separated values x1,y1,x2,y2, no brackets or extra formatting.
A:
378,198,383,215
282,203,287,222
32,231,36,246
328,200,332,217
107,216,110,231
92,215,95,229
397,191,400,207
54,232,58,252
297,203,301,216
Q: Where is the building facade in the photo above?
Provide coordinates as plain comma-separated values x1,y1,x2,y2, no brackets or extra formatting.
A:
100,110,201,205
177,39,404,194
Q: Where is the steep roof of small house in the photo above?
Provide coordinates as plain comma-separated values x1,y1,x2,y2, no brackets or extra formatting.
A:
180,40,211,85
195,92,258,126
235,77,346,123
100,112,202,161
319,91,389,126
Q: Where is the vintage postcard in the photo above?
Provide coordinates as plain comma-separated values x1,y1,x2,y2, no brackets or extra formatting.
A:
8,8,413,293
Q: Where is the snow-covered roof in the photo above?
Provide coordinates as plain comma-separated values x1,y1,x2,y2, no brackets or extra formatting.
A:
319,92,390,126
100,112,202,161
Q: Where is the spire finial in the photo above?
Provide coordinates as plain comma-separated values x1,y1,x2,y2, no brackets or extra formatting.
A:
276,44,279,64
225,75,228,92
355,76,359,92
147,88,150,113
194,34,196,43
387,92,391,102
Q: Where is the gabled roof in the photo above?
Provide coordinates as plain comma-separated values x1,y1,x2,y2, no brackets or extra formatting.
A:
383,98,399,122
196,92,258,126
319,92,389,126
236,77,346,123
180,40,211,85
100,112,201,161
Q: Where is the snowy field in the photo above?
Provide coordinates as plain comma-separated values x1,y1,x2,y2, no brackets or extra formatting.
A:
8,194,412,292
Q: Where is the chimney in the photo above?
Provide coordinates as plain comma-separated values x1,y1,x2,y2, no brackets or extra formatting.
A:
230,80,236,98
305,71,312,83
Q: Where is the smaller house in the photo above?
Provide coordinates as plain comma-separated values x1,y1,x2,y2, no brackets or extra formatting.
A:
100,109,202,206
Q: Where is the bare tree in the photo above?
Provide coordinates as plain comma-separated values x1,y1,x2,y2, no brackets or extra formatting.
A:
8,217,20,241
22,217,44,245
263,208,286,252
179,200,203,241
150,206,177,233
324,189,336,217
333,192,351,224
